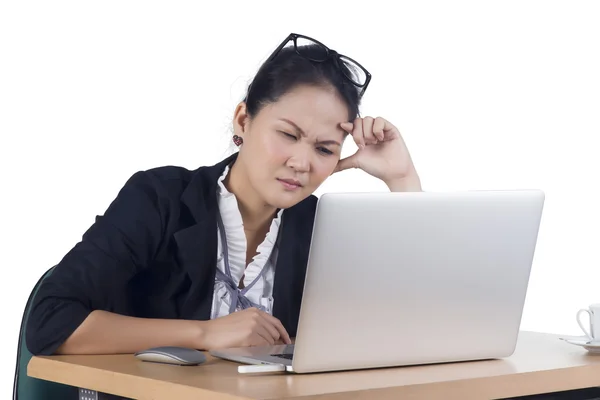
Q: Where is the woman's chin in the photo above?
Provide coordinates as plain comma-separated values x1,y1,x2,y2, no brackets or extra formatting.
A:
266,191,308,210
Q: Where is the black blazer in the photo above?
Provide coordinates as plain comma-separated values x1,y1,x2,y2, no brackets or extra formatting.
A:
26,152,318,356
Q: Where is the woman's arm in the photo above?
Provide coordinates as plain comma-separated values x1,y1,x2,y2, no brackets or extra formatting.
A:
56,307,292,354
26,170,166,355
55,310,203,354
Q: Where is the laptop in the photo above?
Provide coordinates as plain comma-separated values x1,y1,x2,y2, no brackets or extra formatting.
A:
210,189,545,373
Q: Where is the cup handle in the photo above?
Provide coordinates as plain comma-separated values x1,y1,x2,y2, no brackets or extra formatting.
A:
577,309,593,339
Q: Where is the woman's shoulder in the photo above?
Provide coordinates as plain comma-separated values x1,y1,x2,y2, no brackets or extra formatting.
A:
122,155,237,202
139,164,200,194
112,166,199,214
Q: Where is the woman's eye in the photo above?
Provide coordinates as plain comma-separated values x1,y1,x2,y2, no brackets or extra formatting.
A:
278,130,332,155
279,131,296,140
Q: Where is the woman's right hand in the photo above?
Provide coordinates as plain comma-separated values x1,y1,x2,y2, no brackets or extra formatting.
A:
197,307,292,349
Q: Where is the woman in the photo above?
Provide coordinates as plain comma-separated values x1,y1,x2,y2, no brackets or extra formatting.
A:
26,33,422,356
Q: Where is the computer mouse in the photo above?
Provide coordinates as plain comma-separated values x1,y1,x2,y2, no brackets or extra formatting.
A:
134,346,207,366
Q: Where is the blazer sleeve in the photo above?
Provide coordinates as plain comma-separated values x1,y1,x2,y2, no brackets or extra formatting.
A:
25,170,166,356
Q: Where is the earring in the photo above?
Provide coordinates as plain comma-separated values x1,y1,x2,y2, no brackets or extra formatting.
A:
233,135,243,146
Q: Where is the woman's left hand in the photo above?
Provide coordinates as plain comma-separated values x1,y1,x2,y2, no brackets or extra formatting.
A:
334,116,422,191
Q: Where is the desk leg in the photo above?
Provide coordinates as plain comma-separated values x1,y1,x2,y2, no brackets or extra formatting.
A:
79,387,133,400
79,388,98,400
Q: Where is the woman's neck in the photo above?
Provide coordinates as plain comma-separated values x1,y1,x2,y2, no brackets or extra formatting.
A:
223,161,278,232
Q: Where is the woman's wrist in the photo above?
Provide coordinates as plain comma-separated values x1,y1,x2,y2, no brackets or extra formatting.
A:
190,319,213,350
385,173,422,192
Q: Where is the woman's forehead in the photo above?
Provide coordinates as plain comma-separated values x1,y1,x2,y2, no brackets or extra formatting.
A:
264,86,350,125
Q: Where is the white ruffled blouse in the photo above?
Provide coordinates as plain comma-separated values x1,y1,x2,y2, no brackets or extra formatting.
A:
210,164,283,319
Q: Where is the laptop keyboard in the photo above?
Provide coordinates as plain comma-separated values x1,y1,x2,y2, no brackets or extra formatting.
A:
270,353,293,360
270,344,295,360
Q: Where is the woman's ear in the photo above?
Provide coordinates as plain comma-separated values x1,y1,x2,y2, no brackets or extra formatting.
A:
232,102,250,137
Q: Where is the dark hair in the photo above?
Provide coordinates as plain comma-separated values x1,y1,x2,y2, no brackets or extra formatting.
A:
243,44,362,121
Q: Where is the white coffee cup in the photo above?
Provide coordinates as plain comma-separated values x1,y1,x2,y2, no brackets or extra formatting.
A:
576,304,600,340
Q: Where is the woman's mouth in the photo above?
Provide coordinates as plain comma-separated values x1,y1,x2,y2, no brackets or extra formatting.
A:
277,178,302,190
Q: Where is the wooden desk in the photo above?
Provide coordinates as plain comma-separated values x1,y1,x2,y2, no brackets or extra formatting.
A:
27,331,600,400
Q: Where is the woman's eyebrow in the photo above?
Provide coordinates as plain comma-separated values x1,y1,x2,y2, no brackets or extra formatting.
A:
278,118,341,146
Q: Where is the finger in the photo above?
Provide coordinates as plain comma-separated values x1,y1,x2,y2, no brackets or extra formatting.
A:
258,313,281,342
362,116,376,144
373,117,386,141
266,315,292,345
353,117,365,149
378,117,401,141
262,313,292,344
345,118,363,149
333,153,359,173
340,121,361,149
254,323,276,345
244,308,277,345
340,121,353,133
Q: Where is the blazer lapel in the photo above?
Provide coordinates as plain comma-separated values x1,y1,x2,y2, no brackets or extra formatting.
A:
175,153,238,320
272,196,318,337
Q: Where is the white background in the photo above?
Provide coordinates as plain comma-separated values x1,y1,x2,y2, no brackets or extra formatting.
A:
1,0,599,396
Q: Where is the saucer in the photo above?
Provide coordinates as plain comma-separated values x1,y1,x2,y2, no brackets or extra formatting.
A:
560,336,600,354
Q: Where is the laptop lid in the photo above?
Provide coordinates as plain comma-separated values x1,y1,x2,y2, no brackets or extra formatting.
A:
291,189,545,373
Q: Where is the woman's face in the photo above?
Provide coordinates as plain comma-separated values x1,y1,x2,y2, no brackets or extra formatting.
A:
233,85,350,210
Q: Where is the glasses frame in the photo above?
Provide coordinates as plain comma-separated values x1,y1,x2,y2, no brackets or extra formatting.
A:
264,33,372,98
